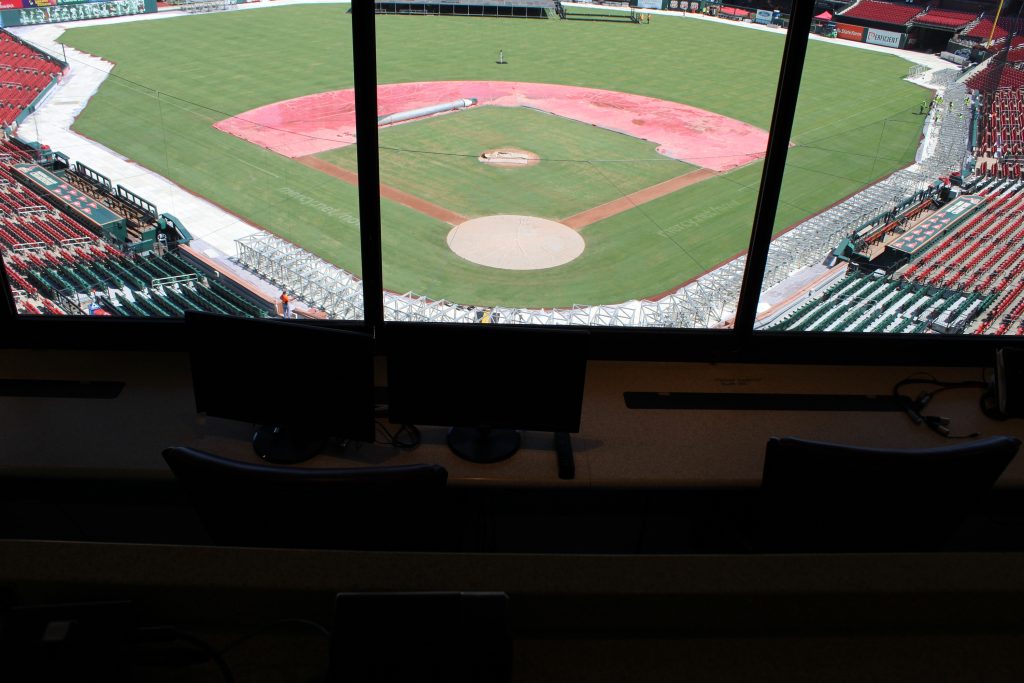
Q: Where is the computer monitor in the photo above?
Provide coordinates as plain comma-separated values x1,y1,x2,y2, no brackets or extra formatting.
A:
385,323,588,464
184,311,376,464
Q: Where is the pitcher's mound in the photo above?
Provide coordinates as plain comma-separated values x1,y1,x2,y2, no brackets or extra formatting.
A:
479,148,540,167
447,215,585,270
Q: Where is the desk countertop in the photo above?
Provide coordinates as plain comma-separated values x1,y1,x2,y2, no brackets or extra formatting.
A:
2,348,1022,487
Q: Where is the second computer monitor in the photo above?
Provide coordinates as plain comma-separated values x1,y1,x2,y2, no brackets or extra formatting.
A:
386,323,588,463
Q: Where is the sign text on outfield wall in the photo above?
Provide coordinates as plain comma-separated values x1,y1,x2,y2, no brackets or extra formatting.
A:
835,22,866,42
865,27,907,49
755,8,772,24
0,0,154,25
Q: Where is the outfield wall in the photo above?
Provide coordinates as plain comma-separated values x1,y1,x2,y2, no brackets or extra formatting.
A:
0,0,156,27
833,22,909,49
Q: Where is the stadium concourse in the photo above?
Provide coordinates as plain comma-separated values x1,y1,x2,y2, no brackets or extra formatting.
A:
5,0,1023,333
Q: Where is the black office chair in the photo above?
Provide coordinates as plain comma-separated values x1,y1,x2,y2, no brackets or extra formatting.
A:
162,446,454,551
754,436,1020,553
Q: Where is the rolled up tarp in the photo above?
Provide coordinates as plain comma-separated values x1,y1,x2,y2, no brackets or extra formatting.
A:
377,98,477,126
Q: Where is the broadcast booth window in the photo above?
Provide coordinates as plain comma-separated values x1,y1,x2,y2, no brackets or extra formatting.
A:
0,0,1017,366
0,5,365,324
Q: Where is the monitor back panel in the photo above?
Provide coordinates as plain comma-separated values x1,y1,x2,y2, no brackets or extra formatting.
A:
386,323,588,433
186,312,376,443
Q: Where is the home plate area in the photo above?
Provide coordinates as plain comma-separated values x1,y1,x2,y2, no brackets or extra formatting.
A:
446,216,585,270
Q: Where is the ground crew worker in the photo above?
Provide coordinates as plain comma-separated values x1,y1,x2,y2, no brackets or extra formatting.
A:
280,291,291,318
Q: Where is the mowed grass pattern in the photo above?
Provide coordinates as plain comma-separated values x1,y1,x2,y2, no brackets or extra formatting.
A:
61,8,927,308
321,106,695,219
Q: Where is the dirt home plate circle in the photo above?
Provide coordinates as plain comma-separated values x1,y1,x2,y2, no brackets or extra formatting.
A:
447,215,585,270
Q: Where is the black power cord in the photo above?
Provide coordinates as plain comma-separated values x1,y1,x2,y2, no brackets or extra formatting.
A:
218,618,330,657
136,625,234,683
892,375,992,439
375,420,421,449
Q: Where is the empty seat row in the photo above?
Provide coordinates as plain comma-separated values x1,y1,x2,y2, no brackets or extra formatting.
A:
838,0,922,25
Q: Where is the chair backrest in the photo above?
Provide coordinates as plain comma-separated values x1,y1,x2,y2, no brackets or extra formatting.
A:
162,446,451,550
756,436,1020,552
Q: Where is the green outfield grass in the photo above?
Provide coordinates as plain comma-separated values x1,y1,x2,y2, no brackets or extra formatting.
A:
321,106,695,219
60,6,928,308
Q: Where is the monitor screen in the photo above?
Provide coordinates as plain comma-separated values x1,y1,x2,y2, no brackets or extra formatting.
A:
185,312,376,453
385,323,588,433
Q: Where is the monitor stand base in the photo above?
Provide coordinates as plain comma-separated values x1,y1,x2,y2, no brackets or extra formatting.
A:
447,427,520,463
252,425,327,464
554,431,575,480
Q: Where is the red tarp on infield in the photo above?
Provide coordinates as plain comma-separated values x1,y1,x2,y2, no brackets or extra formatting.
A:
214,81,771,173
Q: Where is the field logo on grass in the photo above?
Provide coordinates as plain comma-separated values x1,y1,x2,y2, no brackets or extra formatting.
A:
658,198,743,238
279,187,360,226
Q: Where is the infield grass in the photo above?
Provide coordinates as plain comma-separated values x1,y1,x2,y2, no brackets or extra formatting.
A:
321,106,695,219
60,6,928,308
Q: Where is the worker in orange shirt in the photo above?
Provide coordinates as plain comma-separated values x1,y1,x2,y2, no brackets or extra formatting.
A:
280,291,291,319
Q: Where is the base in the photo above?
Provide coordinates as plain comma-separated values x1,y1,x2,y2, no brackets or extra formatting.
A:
252,424,327,464
447,426,521,463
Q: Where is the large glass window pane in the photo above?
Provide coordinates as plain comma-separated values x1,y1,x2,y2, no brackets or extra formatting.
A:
760,14,1011,336
373,5,783,327
5,5,363,320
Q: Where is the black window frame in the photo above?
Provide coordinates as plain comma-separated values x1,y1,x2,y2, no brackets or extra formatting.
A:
0,0,1015,368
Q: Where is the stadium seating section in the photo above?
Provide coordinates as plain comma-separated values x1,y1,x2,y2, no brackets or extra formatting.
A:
974,87,1024,159
0,29,271,319
964,17,1013,44
967,65,1024,99
911,8,979,30
0,137,270,318
770,270,987,334
0,31,62,127
838,0,923,26
772,172,1024,335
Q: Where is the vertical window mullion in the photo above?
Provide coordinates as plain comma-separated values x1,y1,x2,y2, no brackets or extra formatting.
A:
734,0,815,336
351,0,385,332
0,248,15,321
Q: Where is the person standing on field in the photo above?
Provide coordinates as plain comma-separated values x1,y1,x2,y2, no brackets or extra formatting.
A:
280,291,291,319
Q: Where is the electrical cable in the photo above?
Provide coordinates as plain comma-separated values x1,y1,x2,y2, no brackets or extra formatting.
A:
892,374,990,439
217,618,331,657
136,625,234,683
375,420,421,449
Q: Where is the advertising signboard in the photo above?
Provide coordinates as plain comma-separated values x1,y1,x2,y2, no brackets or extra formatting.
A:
865,27,907,49
835,22,866,42
755,8,772,24
0,0,154,25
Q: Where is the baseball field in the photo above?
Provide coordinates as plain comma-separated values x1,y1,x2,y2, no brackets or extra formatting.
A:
58,5,927,309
